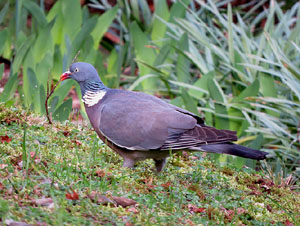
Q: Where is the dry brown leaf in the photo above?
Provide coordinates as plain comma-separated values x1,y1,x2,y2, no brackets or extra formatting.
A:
284,219,294,226
35,197,53,207
112,196,137,208
88,191,115,205
237,207,246,215
5,219,32,226
0,163,8,169
66,190,79,200
161,181,172,189
127,207,139,214
0,135,12,144
124,222,133,226
187,204,206,213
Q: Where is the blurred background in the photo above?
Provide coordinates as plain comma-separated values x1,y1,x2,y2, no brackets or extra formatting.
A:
0,0,299,180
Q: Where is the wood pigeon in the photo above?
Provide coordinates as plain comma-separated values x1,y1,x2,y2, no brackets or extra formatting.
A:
60,62,268,172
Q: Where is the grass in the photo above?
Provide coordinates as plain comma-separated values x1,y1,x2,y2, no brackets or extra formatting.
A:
0,104,299,226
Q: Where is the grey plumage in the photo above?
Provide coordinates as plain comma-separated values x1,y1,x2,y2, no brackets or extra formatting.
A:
60,62,268,172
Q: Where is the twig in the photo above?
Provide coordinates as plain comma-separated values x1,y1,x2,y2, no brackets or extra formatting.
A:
72,50,81,64
45,71,61,124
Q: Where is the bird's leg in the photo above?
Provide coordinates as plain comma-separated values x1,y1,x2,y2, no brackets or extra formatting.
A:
154,158,167,172
122,158,136,168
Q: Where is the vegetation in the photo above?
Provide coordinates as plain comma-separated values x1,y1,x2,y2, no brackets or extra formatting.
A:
0,105,299,225
0,0,300,224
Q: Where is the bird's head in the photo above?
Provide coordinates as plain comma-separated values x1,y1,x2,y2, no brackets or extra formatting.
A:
60,62,101,83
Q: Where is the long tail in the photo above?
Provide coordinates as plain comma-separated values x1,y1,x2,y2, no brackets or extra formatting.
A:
191,143,267,160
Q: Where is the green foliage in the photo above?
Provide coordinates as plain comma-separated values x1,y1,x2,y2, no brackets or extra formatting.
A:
0,0,118,119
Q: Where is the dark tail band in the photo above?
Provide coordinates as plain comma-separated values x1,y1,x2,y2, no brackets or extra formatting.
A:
191,143,268,160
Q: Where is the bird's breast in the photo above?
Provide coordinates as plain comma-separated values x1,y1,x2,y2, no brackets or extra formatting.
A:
82,90,106,107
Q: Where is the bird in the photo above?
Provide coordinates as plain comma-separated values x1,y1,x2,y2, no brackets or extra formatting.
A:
60,62,268,172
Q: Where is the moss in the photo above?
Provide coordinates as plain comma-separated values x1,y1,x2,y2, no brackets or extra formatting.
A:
0,106,299,225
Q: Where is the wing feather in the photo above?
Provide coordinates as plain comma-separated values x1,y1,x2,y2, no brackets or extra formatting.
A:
160,125,237,150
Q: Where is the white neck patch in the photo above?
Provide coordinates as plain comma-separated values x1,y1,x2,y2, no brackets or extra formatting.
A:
82,90,106,107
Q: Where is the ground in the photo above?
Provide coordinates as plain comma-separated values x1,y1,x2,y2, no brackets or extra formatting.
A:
0,104,299,226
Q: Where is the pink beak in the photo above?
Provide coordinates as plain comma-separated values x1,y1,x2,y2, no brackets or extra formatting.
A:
60,71,72,81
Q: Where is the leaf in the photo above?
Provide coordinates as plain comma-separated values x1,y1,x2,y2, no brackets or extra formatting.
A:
35,198,53,207
234,79,260,102
53,98,72,121
111,196,137,208
228,107,244,135
189,71,214,99
207,78,229,129
176,33,191,83
0,73,18,103
127,207,139,214
284,219,294,226
260,73,277,97
0,28,8,55
214,104,229,130
65,190,79,200
0,2,9,24
181,89,198,115
207,78,226,103
5,219,32,226
0,63,4,80
49,80,74,110
188,204,206,213
130,22,157,91
47,1,64,45
71,16,97,60
88,191,114,205
227,3,234,64
62,0,82,41
35,52,53,87
23,0,47,28
11,35,35,74
0,135,12,144
169,0,191,21
33,21,54,62
91,6,118,49
39,85,46,115
26,68,40,112
151,0,170,43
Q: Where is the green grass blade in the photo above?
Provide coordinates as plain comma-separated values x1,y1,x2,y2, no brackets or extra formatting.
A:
91,6,118,49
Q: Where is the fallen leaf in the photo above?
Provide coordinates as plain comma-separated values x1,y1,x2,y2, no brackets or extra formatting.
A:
88,191,115,205
237,207,246,215
35,222,47,226
161,181,172,189
266,205,272,212
5,219,32,226
40,178,52,184
124,222,133,226
35,197,53,207
0,163,8,169
188,204,206,213
95,169,112,179
66,190,79,200
127,207,139,214
284,219,294,226
184,219,196,226
112,196,137,208
63,131,70,137
0,135,12,144
33,185,42,196
73,140,82,146
224,209,235,223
